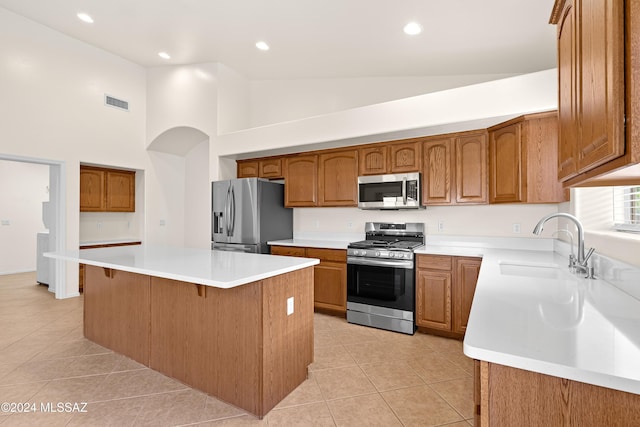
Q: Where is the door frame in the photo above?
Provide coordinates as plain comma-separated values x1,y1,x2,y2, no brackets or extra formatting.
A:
0,154,67,299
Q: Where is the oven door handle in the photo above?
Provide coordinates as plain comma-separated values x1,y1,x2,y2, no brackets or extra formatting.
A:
347,256,414,269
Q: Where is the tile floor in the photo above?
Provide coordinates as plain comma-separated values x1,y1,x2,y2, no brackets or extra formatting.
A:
0,272,474,426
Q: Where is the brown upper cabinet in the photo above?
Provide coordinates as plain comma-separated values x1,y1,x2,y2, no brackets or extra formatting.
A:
422,132,488,205
237,160,259,178
80,165,135,212
551,0,639,186
284,154,318,207
237,158,283,179
389,141,421,173
488,112,565,204
358,145,388,176
318,149,358,206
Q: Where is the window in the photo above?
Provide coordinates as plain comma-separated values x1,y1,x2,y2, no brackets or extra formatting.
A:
613,186,640,233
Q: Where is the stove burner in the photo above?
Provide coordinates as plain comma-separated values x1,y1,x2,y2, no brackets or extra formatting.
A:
348,239,422,250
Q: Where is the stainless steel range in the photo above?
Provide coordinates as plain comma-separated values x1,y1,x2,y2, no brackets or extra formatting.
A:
346,222,424,335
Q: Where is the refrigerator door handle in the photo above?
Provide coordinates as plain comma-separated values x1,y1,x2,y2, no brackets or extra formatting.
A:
225,186,231,236
230,186,236,236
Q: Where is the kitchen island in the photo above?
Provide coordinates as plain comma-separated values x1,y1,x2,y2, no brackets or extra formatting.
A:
46,245,319,418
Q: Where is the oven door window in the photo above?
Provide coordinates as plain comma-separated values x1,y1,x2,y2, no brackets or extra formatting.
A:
347,264,413,311
359,181,402,202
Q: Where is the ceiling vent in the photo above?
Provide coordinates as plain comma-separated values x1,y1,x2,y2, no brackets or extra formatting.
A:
104,94,129,112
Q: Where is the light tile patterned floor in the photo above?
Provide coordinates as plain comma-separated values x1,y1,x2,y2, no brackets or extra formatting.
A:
0,272,474,426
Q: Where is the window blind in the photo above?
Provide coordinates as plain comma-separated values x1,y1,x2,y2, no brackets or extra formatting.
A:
613,186,640,232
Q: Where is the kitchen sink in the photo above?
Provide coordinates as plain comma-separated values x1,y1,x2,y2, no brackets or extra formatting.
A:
498,261,566,279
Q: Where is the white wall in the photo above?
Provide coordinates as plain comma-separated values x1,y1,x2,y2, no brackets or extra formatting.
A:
184,140,211,249
217,64,250,134
249,74,518,127
0,160,49,274
216,70,557,158
145,63,218,247
0,8,147,295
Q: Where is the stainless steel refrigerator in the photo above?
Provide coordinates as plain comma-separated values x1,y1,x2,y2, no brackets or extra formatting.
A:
211,178,293,253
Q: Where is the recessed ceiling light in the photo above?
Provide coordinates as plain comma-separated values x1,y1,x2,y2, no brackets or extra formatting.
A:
77,13,94,24
255,41,270,51
403,22,422,35
158,52,171,60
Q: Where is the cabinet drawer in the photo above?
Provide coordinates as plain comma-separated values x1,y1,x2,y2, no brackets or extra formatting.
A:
417,254,452,271
270,246,306,257
306,248,347,263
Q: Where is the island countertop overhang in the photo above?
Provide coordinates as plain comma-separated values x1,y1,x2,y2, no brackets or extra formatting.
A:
46,245,319,289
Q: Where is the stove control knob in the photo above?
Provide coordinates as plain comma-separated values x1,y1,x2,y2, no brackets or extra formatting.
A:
375,251,380,257
389,252,396,258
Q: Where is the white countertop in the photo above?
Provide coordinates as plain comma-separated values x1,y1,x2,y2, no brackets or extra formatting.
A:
46,245,319,289
456,247,640,395
271,234,640,394
268,238,351,250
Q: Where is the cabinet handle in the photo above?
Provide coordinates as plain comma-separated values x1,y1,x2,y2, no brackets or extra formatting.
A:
195,284,206,298
103,268,113,279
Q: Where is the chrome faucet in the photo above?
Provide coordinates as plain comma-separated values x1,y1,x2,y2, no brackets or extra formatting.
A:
533,213,595,276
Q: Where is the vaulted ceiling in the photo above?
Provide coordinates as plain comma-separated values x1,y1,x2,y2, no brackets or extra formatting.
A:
0,0,557,79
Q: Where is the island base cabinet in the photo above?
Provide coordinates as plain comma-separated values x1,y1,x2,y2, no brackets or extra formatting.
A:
475,360,640,426
149,267,314,418
83,266,150,365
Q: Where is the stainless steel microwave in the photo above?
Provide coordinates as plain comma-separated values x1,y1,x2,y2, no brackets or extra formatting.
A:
357,172,423,210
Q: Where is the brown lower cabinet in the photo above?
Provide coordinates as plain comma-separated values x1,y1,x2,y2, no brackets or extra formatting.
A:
475,360,640,426
83,264,314,418
415,254,481,337
270,245,347,314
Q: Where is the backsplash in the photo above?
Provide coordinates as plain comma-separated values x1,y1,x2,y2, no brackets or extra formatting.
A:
293,204,560,238
79,212,142,243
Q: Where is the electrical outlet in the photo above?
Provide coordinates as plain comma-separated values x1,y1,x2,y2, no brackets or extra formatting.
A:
287,297,294,315
346,220,353,229
160,220,166,226
313,220,320,229
97,222,102,229
512,223,521,234
438,220,445,232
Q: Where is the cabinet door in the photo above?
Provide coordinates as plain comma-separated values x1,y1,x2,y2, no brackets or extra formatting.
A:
577,0,625,173
456,133,488,204
390,141,421,173
318,150,358,206
358,146,388,175
523,115,565,203
422,138,453,205
80,167,106,211
416,269,452,331
313,261,347,312
237,160,259,178
83,266,150,365
489,123,523,203
106,170,135,212
284,155,318,207
557,0,579,181
259,158,283,179
453,257,481,335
